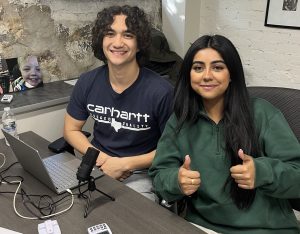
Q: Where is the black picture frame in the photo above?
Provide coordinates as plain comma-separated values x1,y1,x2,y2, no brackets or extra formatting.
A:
265,0,300,29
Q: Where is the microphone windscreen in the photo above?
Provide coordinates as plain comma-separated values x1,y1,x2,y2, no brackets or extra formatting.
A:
76,147,99,182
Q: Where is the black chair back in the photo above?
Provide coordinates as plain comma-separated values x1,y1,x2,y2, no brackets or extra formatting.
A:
248,86,300,211
248,86,300,141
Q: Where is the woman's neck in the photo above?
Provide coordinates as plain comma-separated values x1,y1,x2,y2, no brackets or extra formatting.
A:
203,98,224,124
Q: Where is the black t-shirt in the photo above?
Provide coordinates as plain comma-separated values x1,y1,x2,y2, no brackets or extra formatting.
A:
67,65,173,157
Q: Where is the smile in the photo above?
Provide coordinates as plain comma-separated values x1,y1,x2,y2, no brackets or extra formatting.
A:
28,78,40,81
110,50,127,55
200,84,218,91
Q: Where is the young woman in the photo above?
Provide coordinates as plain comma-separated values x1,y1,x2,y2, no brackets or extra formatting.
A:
149,35,300,234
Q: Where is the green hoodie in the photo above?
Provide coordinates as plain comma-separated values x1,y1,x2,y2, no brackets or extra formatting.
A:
149,98,300,234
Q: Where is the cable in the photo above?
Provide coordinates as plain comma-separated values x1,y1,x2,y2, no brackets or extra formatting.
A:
12,180,74,220
0,153,6,169
0,161,19,175
21,189,56,218
1,161,76,220
77,181,88,199
0,162,22,186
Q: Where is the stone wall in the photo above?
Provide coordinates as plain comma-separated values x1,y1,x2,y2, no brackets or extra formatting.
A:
0,0,162,82
198,0,300,89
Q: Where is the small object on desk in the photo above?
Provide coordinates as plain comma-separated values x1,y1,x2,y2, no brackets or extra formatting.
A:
0,227,22,234
38,220,61,234
64,79,78,86
87,223,112,234
1,94,13,103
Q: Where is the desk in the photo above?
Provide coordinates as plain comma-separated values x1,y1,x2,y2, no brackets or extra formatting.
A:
0,80,77,141
0,131,204,234
0,80,75,116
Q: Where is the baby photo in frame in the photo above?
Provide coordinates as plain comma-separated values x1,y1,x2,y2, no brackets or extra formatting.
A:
0,55,43,94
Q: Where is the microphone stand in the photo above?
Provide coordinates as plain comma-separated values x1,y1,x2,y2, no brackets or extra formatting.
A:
78,176,115,218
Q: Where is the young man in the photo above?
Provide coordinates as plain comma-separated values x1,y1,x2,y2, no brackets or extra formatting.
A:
64,5,173,201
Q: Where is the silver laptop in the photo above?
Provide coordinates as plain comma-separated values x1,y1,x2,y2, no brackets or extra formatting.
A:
2,130,103,194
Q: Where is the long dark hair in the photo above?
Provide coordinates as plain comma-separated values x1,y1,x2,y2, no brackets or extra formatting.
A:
91,5,151,66
174,35,260,209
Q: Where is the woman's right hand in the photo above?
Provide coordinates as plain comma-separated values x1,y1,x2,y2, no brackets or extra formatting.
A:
178,155,201,196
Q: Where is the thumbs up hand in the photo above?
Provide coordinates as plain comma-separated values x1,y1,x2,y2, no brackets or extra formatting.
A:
230,149,256,189
178,155,201,196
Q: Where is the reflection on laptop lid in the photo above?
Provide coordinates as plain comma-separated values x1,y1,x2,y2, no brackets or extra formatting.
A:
2,129,103,194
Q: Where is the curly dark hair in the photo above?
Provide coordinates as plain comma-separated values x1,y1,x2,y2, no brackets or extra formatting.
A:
91,5,152,66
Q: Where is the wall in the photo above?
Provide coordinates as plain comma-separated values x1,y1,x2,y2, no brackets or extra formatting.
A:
0,103,94,143
162,0,201,58
162,0,186,57
0,0,162,82
12,104,68,142
162,0,300,89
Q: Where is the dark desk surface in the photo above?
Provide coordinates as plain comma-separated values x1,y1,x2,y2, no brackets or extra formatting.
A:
0,131,204,234
0,80,75,116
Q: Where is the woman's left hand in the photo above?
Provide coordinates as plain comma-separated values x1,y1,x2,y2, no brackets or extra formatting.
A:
230,149,256,189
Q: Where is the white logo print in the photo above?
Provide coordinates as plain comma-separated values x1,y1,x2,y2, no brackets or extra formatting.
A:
111,118,122,132
88,104,151,132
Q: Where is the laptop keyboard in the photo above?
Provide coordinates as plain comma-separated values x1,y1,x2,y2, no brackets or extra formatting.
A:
43,157,78,189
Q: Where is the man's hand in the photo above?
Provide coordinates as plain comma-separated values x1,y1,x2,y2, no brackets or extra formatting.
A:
96,151,110,167
230,149,256,189
97,154,131,180
96,150,155,181
178,155,201,196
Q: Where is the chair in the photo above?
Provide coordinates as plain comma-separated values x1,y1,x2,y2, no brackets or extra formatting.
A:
48,131,91,155
248,86,300,140
248,86,300,212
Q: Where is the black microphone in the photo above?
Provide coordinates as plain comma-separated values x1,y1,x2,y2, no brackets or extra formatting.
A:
76,147,99,182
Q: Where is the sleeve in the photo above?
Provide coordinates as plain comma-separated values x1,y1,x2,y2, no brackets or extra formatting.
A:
66,76,89,121
148,115,185,202
254,110,300,199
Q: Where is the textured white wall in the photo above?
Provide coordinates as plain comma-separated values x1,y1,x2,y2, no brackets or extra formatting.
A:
162,0,186,57
199,0,300,89
162,0,201,58
163,0,300,89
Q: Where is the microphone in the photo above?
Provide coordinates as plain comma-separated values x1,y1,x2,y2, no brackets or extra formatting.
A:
76,147,99,182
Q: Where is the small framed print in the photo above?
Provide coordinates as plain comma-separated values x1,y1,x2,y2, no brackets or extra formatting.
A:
265,0,300,29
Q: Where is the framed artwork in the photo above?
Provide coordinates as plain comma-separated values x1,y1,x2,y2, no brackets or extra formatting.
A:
0,56,43,95
265,0,300,29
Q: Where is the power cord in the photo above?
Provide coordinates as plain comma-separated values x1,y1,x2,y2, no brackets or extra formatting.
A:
12,180,74,220
77,181,88,199
0,153,5,169
0,158,75,220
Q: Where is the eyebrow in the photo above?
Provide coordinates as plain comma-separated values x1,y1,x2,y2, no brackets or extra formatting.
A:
106,27,134,34
192,60,225,65
22,65,40,69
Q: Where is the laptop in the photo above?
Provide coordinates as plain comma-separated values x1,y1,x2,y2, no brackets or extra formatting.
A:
2,130,103,194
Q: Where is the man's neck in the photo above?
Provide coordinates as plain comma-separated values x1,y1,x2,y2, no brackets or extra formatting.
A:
108,62,140,94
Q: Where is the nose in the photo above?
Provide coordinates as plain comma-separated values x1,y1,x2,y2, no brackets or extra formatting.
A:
113,34,124,48
203,68,213,81
29,68,38,76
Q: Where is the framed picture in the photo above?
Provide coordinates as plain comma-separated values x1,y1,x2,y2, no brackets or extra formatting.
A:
0,56,43,94
265,0,300,29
